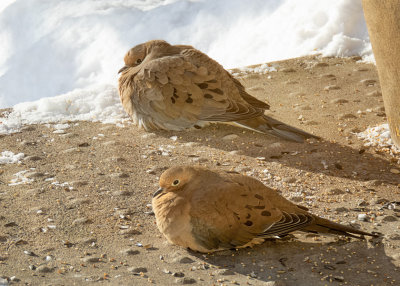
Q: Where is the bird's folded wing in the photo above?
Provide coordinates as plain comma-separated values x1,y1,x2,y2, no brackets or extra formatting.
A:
131,51,268,126
258,212,315,237
188,178,285,250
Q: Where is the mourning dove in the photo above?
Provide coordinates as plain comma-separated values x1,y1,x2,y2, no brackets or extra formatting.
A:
152,166,377,253
118,40,318,142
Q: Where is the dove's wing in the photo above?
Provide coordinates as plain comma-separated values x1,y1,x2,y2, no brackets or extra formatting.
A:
188,171,294,251
189,169,328,251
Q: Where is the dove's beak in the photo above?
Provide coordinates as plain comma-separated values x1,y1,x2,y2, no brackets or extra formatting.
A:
118,66,129,74
153,187,164,198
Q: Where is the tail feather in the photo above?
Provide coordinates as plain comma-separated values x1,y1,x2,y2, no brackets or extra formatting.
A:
234,115,319,143
303,216,379,239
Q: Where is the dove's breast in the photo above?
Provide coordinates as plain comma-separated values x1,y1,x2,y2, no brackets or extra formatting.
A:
152,194,202,250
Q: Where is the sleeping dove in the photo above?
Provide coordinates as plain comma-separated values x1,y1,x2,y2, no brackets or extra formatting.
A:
152,166,378,253
118,40,318,142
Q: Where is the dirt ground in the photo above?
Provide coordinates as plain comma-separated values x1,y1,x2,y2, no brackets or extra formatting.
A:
1,55,400,286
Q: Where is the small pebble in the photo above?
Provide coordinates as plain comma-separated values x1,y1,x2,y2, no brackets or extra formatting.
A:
338,113,357,120
80,237,97,245
265,281,287,286
120,249,140,256
36,265,53,273
192,157,208,163
222,134,239,141
23,155,42,161
119,229,141,236
326,188,345,195
357,214,368,221
72,217,91,226
357,200,369,207
390,168,400,174
213,269,235,275
360,79,376,86
173,256,195,264
313,62,329,67
282,177,296,183
109,172,129,178
334,276,345,282
175,277,196,284
330,98,348,104
62,147,79,154
380,215,397,222
23,250,37,256
25,172,45,179
324,85,340,91
172,272,185,277
82,256,101,263
128,267,148,274
280,67,296,73
70,180,88,187
112,190,132,196
320,73,336,78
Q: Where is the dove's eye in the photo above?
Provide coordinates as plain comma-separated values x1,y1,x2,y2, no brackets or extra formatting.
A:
172,179,180,186
136,59,142,64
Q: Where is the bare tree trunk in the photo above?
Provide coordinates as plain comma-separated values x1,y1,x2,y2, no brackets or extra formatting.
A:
362,0,400,147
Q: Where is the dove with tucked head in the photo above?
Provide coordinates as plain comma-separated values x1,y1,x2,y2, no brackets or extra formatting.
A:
118,40,318,142
152,166,378,253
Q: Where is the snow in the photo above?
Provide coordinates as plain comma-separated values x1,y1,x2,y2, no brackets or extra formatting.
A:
0,0,372,109
0,151,24,164
0,84,129,134
358,124,400,157
8,170,33,186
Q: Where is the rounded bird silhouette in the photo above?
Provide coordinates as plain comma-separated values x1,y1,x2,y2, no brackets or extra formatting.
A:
152,166,377,253
118,40,318,142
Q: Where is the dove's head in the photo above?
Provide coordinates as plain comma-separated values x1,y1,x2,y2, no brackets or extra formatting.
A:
154,166,214,198
118,40,171,74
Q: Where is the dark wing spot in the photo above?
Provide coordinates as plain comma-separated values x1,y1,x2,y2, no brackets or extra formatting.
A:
170,97,176,104
261,210,271,216
254,205,266,209
237,182,244,186
173,88,179,98
194,125,202,129
241,194,248,197
244,220,253,226
254,194,264,200
197,83,208,89
186,97,193,104
233,212,240,220
246,213,251,219
245,205,253,210
209,88,223,95
204,93,213,99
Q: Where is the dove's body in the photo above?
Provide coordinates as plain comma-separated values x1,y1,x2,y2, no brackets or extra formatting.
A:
153,166,377,253
118,40,318,142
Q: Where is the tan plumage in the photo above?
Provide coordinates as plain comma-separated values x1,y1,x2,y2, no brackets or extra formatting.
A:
118,40,318,142
152,166,378,253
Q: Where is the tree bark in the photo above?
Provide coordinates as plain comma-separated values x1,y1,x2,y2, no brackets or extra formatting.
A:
362,0,400,147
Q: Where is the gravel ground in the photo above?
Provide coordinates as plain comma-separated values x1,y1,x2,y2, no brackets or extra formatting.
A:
1,55,400,286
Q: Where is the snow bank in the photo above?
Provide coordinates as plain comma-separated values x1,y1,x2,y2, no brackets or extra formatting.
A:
0,0,371,108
